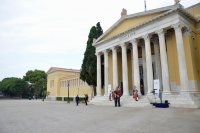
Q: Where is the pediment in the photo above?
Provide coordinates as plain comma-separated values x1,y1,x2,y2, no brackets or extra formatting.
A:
95,4,181,45
47,67,80,74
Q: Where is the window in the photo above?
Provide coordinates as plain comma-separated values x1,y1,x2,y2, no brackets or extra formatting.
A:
50,80,54,88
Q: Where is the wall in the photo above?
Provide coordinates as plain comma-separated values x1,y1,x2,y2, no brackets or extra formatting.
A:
186,3,200,17
102,12,164,40
47,70,92,98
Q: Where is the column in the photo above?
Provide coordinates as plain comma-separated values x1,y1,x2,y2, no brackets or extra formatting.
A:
112,47,118,90
121,43,129,96
143,34,153,94
104,50,109,96
153,37,162,92
131,39,140,94
142,45,147,94
156,29,170,93
172,23,189,92
96,52,102,96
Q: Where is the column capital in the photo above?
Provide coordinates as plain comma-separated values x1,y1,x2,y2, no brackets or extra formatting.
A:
95,52,102,56
156,29,164,36
120,42,127,48
111,46,117,51
142,34,152,41
171,23,184,31
130,39,138,44
103,49,109,54
183,27,192,36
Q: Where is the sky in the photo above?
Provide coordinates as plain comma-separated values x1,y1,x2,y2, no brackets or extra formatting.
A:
0,0,199,81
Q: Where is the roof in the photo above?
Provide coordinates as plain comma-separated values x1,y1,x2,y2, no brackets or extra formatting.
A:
93,3,199,46
47,67,80,74
186,2,200,10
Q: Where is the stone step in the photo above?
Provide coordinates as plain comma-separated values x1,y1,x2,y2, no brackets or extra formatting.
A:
90,93,200,108
90,96,151,107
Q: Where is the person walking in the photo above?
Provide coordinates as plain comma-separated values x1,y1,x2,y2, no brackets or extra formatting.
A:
75,95,79,106
84,94,88,106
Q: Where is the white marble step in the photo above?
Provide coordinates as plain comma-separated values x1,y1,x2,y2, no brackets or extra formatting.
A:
90,95,151,107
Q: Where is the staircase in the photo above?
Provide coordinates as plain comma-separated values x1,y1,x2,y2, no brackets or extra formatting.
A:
90,92,200,108
90,95,151,107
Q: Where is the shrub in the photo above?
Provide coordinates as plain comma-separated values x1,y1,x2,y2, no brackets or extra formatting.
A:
56,97,62,101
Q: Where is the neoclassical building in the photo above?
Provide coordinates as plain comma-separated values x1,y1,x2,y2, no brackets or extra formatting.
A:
47,67,92,100
93,2,200,107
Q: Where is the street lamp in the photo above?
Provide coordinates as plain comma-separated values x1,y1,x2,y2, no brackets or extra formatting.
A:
78,87,79,95
67,80,70,103
27,81,32,100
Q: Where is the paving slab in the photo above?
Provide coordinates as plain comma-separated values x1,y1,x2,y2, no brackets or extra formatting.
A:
0,100,200,133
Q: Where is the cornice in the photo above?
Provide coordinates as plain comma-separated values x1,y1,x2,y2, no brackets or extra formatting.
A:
94,6,198,47
186,2,200,10
94,4,182,46
47,67,80,74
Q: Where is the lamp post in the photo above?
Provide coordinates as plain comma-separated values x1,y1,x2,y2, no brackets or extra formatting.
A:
78,87,79,95
67,81,70,103
27,81,32,100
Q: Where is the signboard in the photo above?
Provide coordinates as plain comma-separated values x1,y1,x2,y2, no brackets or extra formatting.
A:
108,84,112,97
154,79,160,98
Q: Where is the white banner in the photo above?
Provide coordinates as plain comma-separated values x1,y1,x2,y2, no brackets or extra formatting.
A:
154,79,160,98
108,84,112,97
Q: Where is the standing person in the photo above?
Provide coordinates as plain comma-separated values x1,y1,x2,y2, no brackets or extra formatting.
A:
75,95,79,106
111,89,115,101
114,90,117,107
132,89,135,99
108,90,112,101
117,87,122,107
134,89,139,101
84,94,88,106
114,87,121,107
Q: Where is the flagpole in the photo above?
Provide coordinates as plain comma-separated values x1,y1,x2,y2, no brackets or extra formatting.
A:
144,0,147,12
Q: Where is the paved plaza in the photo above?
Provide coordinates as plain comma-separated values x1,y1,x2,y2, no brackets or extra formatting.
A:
0,100,200,133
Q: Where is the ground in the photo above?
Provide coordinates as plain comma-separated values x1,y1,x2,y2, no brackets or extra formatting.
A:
0,100,200,133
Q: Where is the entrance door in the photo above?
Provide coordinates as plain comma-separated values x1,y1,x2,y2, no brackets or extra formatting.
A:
139,65,145,95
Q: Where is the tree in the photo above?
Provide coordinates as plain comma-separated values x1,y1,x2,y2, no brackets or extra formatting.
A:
0,77,27,97
23,69,47,97
80,22,103,96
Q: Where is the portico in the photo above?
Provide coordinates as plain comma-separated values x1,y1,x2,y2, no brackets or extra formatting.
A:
96,26,173,96
92,3,200,108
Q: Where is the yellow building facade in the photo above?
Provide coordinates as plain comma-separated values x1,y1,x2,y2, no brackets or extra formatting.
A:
47,67,92,100
93,3,200,107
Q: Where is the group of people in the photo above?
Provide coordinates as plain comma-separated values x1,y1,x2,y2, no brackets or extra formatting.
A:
109,86,123,107
75,94,88,106
108,84,139,107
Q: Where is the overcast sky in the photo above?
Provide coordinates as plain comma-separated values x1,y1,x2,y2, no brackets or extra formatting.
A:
0,0,199,80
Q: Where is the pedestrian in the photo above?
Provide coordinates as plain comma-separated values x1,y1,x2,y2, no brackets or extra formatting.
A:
114,87,121,107
84,94,88,106
109,90,112,101
111,90,115,100
75,95,79,106
134,89,139,101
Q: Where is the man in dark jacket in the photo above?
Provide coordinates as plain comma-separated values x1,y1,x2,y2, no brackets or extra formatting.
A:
84,94,88,106
75,95,79,106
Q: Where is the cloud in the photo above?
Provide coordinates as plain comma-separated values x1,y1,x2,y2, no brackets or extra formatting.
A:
0,0,199,80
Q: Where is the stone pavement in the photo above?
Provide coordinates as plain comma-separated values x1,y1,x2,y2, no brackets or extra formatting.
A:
0,99,200,133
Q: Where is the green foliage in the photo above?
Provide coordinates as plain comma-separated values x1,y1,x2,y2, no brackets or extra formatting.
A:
63,97,74,101
0,77,27,97
56,97,62,101
42,90,50,97
23,69,47,97
80,22,103,86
